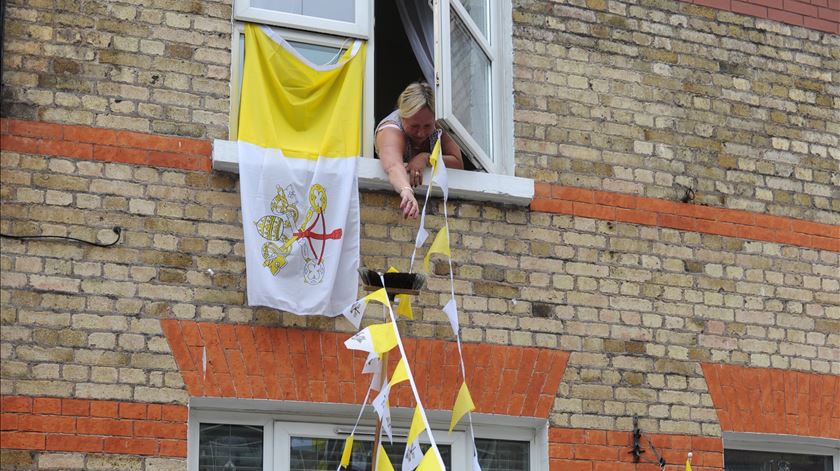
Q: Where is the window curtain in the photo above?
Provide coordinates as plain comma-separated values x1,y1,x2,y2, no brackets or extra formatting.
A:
396,0,434,85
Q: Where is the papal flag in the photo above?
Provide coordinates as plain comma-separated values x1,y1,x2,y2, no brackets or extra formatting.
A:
238,24,366,315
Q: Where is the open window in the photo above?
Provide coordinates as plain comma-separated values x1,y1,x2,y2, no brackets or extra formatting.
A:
228,0,513,176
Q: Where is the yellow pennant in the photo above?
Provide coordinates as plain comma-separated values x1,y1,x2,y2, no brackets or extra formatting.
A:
340,435,354,467
395,294,413,319
449,381,475,432
686,458,692,471
377,444,395,471
416,447,443,471
366,288,390,306
407,406,426,446
386,266,399,273
423,226,450,273
389,357,410,387
428,138,441,176
369,322,398,354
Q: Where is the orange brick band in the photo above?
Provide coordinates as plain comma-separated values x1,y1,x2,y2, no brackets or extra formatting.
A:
549,427,724,471
678,0,838,34
701,364,840,439
0,119,211,172
532,184,840,252
0,396,187,457
162,320,569,418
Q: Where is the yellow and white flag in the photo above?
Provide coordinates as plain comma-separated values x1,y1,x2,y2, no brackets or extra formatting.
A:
402,406,427,471
344,322,399,354
238,24,366,316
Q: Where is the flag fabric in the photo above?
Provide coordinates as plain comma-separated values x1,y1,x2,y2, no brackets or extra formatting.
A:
416,447,443,471
339,435,354,468
402,406,427,470
396,293,414,319
686,458,692,471
449,382,476,432
339,288,390,329
377,444,395,471
344,323,398,354
389,357,410,387
238,24,366,316
423,226,450,272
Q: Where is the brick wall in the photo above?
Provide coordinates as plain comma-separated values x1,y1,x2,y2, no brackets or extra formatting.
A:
514,0,839,224
2,0,839,469
2,0,232,139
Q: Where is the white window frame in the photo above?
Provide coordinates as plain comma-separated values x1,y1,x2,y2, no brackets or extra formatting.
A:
233,0,370,39
434,0,514,176
723,431,840,470
220,0,530,205
188,398,548,471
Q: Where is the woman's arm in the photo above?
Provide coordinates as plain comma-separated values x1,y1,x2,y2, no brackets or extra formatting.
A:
440,131,464,169
376,128,419,219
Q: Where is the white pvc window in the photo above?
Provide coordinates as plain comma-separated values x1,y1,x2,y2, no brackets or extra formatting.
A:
434,0,513,174
234,0,370,38
723,432,840,471
189,403,545,471
228,0,514,177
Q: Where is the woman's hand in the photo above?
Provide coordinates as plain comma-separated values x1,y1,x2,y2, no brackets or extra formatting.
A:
399,186,419,219
406,152,431,187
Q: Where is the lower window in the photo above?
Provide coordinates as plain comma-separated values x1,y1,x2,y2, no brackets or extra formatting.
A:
723,432,840,471
190,405,542,471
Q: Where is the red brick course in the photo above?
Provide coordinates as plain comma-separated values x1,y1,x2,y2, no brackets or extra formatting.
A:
162,320,570,418
549,427,724,471
0,396,187,457
679,0,838,32
0,119,211,172
702,364,840,439
532,184,840,253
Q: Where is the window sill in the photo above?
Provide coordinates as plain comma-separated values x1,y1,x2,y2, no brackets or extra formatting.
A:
213,139,534,206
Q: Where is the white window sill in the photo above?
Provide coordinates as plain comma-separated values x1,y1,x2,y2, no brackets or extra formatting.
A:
213,139,534,206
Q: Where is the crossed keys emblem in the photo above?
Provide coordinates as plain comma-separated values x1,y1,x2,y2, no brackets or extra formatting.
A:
254,183,343,284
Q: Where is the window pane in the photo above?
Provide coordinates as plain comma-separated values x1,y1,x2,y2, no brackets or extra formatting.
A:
457,0,489,39
199,424,263,471
724,449,833,471
286,41,344,66
450,9,492,159
290,437,451,471
250,0,355,23
476,439,529,471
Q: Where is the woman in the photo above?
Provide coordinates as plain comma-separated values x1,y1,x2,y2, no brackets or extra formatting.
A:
376,82,463,219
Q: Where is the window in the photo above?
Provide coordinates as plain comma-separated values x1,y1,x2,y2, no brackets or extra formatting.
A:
189,401,546,471
228,0,514,175
723,432,840,471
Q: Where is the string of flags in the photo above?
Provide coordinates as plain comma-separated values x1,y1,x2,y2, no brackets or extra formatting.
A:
335,137,480,470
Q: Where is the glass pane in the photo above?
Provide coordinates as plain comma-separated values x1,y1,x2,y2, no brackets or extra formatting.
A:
458,0,489,39
290,436,451,471
724,449,833,471
476,439,529,471
199,424,263,471
287,41,344,66
251,0,355,23
450,10,492,159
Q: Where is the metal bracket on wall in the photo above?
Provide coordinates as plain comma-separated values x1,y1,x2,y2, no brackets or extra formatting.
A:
630,417,666,470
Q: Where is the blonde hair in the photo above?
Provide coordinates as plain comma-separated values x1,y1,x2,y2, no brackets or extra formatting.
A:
397,82,435,119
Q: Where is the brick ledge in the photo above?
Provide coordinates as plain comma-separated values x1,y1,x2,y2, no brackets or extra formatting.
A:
0,119,211,172
532,183,840,252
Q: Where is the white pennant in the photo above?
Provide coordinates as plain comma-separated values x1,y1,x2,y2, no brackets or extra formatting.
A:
415,210,429,248
371,383,393,443
403,439,423,471
472,452,482,471
432,152,449,202
340,298,368,329
443,298,459,336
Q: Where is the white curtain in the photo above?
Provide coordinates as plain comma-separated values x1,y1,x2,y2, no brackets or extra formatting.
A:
396,0,434,85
